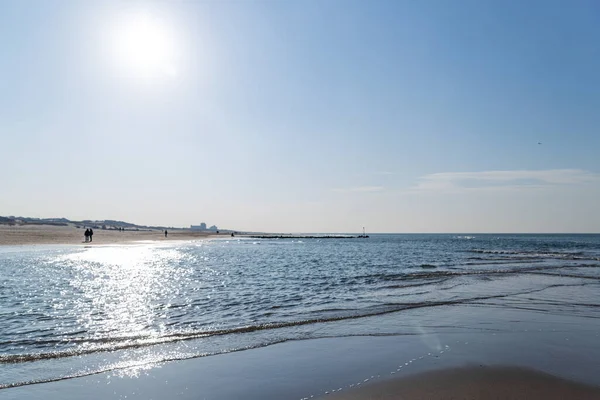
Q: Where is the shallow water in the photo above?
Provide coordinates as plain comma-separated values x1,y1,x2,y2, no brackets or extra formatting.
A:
1,234,599,389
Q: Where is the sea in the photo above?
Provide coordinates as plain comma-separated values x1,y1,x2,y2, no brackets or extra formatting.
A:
1,234,600,391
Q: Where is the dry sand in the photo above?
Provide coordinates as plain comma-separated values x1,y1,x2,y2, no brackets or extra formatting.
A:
325,366,600,400
0,225,221,246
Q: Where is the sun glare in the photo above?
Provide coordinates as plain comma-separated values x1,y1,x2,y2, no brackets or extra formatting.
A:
111,12,179,80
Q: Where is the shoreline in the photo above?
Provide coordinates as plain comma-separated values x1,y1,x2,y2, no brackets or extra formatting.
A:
0,225,228,246
4,329,600,400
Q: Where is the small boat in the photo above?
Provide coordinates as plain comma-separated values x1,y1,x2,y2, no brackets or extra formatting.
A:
358,227,369,238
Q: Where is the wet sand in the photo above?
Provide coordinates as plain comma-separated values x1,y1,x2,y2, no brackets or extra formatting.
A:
4,323,600,400
0,225,220,246
326,366,600,400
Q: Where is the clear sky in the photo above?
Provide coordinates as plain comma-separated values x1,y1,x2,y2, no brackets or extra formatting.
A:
1,0,599,233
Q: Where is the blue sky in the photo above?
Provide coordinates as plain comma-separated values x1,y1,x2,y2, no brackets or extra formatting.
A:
1,0,599,232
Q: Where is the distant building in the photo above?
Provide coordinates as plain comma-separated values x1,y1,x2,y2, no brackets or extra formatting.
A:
190,223,207,231
208,225,218,231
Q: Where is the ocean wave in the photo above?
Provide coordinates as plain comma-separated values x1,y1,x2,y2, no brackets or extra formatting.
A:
333,263,600,287
467,249,599,261
3,275,597,367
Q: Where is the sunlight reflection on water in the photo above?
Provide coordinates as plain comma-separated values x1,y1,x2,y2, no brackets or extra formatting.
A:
55,245,197,340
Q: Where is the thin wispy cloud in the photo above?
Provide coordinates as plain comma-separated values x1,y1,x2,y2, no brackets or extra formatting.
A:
332,186,385,193
411,169,600,193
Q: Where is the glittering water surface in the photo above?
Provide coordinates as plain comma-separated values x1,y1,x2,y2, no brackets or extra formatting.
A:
1,234,599,388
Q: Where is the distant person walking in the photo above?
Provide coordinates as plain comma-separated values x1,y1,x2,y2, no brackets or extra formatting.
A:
89,228,94,242
164,230,168,238
84,229,90,242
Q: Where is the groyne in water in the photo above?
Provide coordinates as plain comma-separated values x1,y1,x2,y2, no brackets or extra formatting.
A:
247,235,363,239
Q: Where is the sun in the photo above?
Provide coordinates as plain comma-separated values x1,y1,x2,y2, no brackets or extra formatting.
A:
111,12,178,80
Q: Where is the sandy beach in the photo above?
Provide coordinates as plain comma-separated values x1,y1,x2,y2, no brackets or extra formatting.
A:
0,225,221,246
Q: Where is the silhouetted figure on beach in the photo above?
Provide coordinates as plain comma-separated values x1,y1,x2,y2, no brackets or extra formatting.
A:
89,228,93,242
164,230,168,238
84,229,90,242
